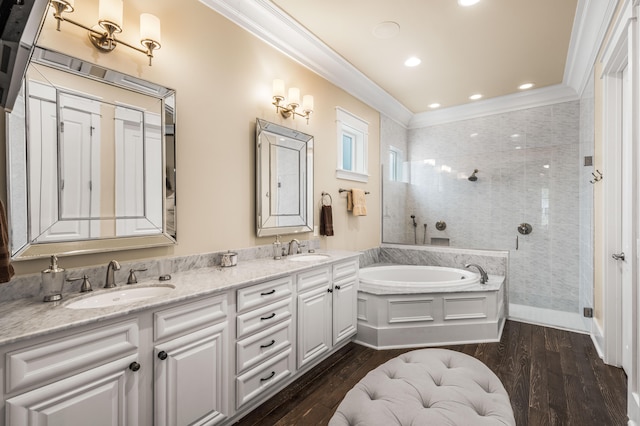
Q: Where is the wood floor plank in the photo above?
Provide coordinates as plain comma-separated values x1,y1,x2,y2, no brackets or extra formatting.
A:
234,321,628,426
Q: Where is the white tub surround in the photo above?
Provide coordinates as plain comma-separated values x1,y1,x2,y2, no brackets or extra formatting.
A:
356,274,505,350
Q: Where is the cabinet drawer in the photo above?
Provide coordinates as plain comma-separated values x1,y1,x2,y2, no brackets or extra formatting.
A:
236,298,292,339
297,266,331,293
237,276,293,313
6,320,138,394
236,347,294,408
237,319,292,373
333,260,358,281
155,294,227,342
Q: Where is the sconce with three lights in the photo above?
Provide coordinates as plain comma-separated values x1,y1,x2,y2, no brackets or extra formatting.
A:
49,0,161,66
272,79,314,124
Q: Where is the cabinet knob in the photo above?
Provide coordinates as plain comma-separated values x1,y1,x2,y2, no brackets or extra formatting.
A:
335,285,341,290
158,351,168,360
129,362,141,372
327,288,333,293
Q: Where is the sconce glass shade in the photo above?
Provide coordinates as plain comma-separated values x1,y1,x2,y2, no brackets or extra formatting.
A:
302,95,314,112
98,0,123,30
273,79,285,99
140,13,161,46
288,87,300,106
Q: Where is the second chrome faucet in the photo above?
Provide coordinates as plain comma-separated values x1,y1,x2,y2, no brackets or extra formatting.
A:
464,263,488,284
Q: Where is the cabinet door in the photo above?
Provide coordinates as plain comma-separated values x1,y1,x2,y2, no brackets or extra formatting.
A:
154,322,228,426
333,277,358,346
6,354,139,426
297,286,332,369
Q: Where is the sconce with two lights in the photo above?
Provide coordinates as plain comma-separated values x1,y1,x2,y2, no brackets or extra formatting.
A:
49,0,161,66
272,79,314,124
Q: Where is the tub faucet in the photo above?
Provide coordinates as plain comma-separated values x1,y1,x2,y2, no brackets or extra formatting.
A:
464,263,488,284
288,239,301,255
105,260,121,288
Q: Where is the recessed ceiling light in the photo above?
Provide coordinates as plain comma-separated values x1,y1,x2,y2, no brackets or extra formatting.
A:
429,103,441,109
372,21,400,39
404,57,421,67
458,0,481,6
519,82,535,90
469,93,482,100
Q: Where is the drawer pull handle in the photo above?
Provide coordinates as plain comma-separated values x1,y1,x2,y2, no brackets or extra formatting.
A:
260,339,276,348
129,362,141,372
260,371,276,382
335,285,341,290
158,351,168,360
327,288,333,293
261,313,276,320
260,289,276,296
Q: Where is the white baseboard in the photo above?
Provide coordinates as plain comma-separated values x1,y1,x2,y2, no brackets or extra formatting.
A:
591,318,605,359
508,304,589,333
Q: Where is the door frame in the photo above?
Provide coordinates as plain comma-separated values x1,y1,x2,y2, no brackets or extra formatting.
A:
601,0,640,423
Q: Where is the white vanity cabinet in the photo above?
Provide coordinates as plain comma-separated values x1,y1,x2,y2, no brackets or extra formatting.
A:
153,295,229,426
235,276,295,409
296,260,358,369
4,320,141,426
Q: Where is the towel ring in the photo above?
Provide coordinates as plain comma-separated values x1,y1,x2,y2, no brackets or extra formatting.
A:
321,192,332,206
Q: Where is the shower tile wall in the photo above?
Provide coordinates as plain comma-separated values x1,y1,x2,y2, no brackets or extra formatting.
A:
382,100,582,313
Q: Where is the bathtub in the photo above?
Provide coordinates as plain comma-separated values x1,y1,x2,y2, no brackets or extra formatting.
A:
355,264,506,349
359,265,480,294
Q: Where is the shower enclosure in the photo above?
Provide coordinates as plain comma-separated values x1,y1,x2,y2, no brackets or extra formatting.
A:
380,97,593,329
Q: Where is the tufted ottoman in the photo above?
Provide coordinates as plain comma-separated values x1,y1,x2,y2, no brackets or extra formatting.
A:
330,348,515,426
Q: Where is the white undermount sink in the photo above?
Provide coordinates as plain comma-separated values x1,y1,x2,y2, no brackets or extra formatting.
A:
65,285,175,309
288,253,330,262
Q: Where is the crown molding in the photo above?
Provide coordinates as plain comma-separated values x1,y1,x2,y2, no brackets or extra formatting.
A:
200,0,616,129
199,0,414,126
408,84,579,129
563,0,619,97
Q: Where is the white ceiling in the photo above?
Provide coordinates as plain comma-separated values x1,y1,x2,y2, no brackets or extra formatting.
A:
272,0,578,114
202,0,618,127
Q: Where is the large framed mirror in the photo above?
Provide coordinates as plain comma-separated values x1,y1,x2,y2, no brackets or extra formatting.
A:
6,46,177,260
256,118,313,237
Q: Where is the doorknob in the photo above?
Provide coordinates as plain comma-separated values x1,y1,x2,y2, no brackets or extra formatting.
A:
612,252,626,261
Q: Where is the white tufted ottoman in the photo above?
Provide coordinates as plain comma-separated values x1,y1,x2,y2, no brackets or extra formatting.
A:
330,348,515,426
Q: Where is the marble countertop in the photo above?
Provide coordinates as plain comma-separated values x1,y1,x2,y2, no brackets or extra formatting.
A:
0,251,359,347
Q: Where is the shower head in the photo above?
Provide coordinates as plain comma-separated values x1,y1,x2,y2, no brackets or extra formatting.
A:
468,169,479,182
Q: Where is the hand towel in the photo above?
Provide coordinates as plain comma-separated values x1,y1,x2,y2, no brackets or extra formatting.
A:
320,205,334,236
0,200,14,283
351,188,367,216
347,192,353,211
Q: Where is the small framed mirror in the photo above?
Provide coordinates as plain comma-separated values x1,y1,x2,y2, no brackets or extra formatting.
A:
256,118,313,237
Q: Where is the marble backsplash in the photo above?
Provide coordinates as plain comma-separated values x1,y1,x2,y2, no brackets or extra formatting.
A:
0,238,321,303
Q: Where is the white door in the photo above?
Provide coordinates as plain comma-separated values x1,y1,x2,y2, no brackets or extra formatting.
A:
297,286,331,369
620,65,634,376
6,355,139,426
332,277,357,346
154,324,228,426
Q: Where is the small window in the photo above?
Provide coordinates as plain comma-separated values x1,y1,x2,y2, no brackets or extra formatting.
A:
336,107,368,182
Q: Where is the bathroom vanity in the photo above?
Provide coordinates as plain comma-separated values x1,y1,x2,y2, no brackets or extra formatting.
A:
0,251,359,425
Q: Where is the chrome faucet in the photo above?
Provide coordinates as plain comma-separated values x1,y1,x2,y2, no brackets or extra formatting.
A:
288,239,301,256
464,263,488,284
104,260,121,288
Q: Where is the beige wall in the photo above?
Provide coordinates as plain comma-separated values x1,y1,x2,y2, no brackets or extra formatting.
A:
7,0,380,275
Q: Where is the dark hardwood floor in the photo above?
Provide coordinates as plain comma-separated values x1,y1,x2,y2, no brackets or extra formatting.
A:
235,320,628,426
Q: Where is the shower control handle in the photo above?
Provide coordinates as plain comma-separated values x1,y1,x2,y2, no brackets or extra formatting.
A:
612,252,625,261
517,223,532,235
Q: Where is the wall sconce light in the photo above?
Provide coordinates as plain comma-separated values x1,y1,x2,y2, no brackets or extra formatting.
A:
49,0,161,66
272,79,313,124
